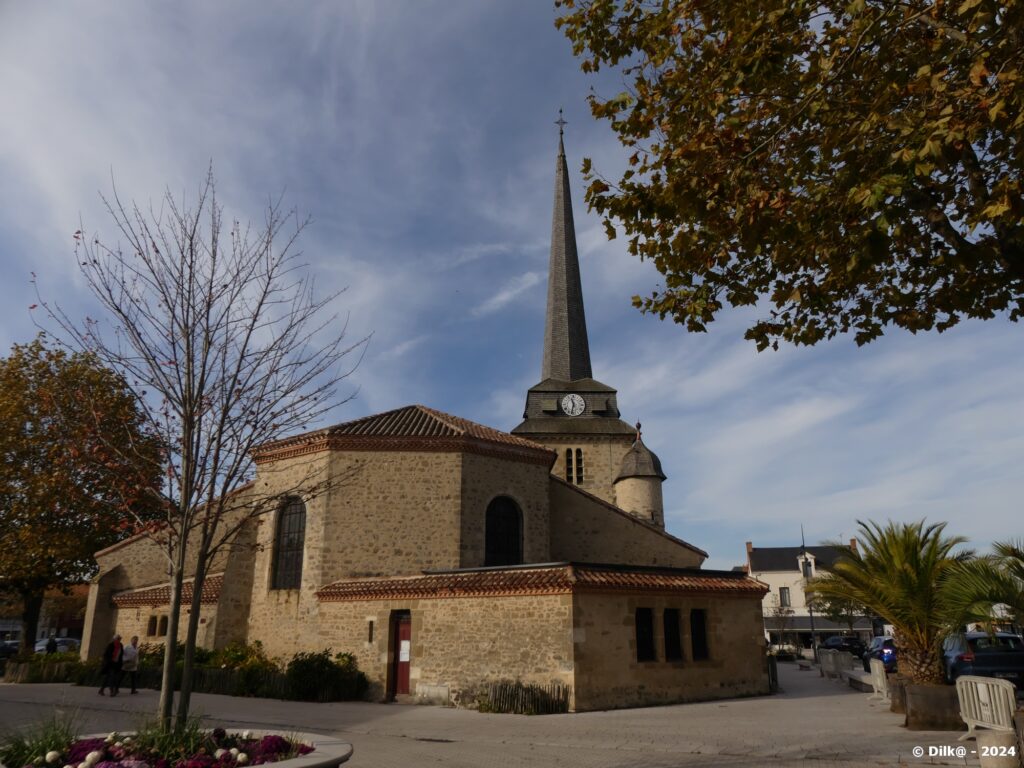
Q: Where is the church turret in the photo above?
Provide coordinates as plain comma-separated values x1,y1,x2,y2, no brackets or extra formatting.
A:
614,423,666,528
512,114,637,504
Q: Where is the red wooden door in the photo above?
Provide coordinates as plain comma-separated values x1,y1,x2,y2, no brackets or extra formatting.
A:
393,614,411,695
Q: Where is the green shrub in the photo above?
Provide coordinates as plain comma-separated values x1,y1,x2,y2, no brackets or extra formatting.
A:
285,649,367,702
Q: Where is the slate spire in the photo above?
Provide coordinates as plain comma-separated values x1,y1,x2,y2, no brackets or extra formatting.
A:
541,113,593,382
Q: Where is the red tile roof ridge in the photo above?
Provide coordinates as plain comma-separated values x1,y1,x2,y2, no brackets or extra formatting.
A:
316,562,766,602
112,573,226,607
550,476,709,560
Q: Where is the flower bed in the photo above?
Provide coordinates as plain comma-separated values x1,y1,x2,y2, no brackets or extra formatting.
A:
0,724,351,768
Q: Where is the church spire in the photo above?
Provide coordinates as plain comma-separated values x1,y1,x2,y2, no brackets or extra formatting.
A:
541,111,592,382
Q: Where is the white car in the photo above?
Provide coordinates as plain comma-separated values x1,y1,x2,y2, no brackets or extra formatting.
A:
34,637,80,654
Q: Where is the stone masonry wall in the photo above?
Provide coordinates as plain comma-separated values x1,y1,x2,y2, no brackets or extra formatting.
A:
549,480,703,567
110,603,219,649
317,593,575,706
245,452,332,659
572,591,769,711
540,434,634,505
246,449,467,659
458,453,551,567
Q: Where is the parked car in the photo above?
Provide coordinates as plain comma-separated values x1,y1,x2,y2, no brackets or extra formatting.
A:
821,635,866,658
862,635,897,673
33,637,80,654
0,640,20,660
942,632,1024,689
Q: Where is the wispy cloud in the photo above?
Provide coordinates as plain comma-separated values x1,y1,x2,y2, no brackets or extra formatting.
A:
472,271,543,316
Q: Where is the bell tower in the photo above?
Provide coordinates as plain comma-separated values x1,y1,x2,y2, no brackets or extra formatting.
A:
512,115,641,507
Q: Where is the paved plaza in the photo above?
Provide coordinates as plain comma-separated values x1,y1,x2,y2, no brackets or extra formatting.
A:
0,663,985,767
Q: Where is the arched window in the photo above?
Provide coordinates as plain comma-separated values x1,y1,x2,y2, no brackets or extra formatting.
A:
485,496,523,566
272,497,306,589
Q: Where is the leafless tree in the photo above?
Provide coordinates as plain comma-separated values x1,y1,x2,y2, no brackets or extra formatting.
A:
40,169,368,730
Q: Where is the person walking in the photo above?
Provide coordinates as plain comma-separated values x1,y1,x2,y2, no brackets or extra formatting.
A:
98,634,124,696
122,635,140,694
45,635,58,654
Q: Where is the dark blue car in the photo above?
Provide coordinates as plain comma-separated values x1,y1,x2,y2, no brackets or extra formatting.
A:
862,635,897,673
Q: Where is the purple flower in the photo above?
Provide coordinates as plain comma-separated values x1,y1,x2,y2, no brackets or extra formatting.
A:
96,761,122,768
68,741,107,764
295,746,313,756
255,738,289,757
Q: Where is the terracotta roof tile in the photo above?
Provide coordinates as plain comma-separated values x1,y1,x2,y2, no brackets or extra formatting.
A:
316,563,766,602
112,574,224,608
255,405,554,465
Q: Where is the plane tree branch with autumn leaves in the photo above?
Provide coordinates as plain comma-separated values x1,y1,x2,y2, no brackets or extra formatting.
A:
0,337,163,654
556,0,1024,348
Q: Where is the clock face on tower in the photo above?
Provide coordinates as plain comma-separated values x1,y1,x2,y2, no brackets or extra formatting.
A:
561,393,585,417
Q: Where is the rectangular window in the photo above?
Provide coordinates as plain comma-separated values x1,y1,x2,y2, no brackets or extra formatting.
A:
779,587,791,607
690,609,709,660
664,609,683,662
565,449,574,482
635,607,655,662
575,448,584,483
368,620,374,643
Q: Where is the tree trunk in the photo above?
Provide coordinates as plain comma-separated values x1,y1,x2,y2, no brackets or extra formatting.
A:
157,558,186,731
19,590,44,655
175,552,208,731
902,646,945,686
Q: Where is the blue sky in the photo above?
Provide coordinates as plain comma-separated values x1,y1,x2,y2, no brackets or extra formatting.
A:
1,2,1021,570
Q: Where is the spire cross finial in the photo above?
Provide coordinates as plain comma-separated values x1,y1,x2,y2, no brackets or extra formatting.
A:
555,108,567,135
635,421,642,440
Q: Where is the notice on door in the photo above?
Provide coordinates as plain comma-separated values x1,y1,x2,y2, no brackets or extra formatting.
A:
399,640,411,662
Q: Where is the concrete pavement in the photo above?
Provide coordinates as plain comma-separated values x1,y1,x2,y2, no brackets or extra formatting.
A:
0,663,985,767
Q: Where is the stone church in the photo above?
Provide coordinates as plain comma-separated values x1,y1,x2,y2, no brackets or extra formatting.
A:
81,127,770,711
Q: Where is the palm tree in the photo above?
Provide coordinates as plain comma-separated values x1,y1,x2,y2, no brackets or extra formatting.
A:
807,520,970,685
944,540,1024,633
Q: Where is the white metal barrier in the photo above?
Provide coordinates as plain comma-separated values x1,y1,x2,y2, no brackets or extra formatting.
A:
955,675,1017,741
819,649,838,679
868,657,890,701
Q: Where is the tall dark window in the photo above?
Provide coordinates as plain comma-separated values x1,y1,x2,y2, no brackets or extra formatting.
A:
574,448,584,483
779,587,791,607
272,497,306,589
157,616,168,637
485,496,523,566
146,616,158,636
691,608,709,660
664,609,683,661
565,449,574,482
635,607,655,661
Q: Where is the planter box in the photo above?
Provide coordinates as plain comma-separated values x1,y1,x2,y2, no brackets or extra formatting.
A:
905,684,966,732
0,732,353,768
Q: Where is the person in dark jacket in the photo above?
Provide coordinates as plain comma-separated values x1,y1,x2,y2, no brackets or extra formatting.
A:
45,636,58,654
98,634,124,696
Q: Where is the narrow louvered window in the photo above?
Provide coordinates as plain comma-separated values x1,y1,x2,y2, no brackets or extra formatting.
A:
272,497,306,589
635,608,655,661
691,609,709,660
664,609,683,662
575,448,584,483
565,449,574,482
